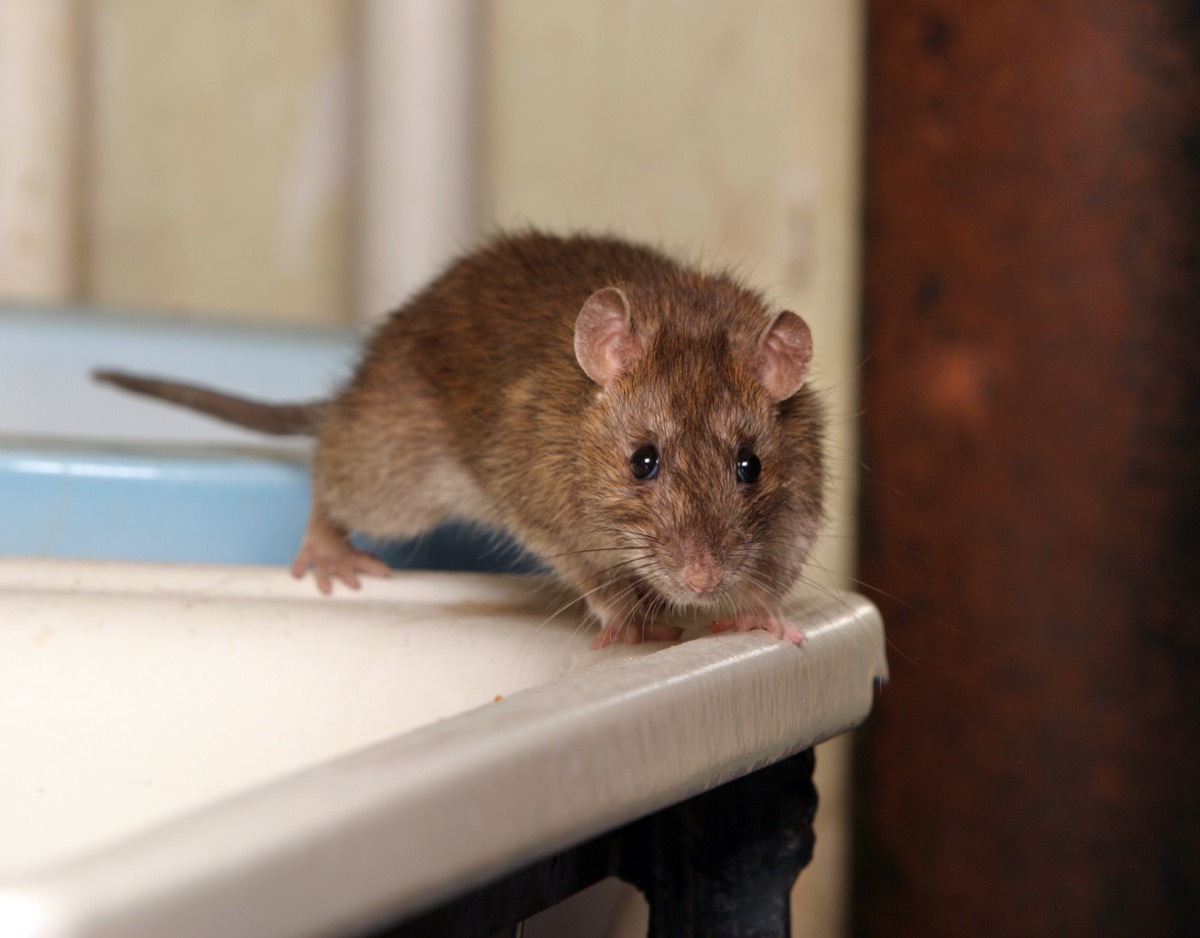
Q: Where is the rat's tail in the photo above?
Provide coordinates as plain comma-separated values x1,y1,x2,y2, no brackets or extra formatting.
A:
93,369,327,436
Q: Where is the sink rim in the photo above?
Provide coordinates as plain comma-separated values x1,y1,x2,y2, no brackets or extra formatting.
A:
0,560,886,938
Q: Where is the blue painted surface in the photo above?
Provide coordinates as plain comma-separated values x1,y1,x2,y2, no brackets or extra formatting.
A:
0,306,539,573
0,442,309,564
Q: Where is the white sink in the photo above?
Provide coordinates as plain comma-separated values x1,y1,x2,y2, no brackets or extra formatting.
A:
0,558,886,938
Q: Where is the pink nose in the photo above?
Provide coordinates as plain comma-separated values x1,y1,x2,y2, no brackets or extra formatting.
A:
683,561,722,594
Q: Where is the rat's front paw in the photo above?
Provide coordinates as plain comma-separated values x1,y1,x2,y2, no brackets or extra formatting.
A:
291,545,391,594
708,613,805,646
290,520,390,594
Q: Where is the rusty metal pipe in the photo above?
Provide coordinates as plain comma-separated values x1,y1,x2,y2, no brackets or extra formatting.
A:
855,1,1200,934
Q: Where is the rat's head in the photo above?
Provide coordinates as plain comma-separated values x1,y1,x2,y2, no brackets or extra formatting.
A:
572,280,825,615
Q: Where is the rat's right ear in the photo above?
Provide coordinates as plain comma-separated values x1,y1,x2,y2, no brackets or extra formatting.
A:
574,287,641,386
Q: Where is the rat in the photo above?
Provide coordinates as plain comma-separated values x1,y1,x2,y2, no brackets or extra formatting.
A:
94,231,825,648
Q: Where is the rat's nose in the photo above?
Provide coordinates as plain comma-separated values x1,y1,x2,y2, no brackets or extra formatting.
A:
682,556,723,594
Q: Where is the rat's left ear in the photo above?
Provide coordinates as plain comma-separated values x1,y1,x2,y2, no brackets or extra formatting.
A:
758,311,813,401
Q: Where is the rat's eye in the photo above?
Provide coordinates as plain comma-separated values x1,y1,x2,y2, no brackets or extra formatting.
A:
736,447,761,485
630,444,659,481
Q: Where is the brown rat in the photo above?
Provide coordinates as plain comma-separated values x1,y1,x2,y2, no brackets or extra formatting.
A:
94,231,825,647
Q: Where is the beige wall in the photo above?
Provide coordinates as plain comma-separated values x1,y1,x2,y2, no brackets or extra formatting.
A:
85,0,354,323
0,0,81,300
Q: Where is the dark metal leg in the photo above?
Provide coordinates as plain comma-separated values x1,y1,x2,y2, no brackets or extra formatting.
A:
621,749,818,938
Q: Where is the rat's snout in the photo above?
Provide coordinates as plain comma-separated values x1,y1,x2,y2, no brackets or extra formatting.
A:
679,548,725,597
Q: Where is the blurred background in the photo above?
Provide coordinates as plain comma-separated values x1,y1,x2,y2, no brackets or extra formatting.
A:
4,1,1197,937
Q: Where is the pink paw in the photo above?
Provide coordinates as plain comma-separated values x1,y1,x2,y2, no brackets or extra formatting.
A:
290,540,390,594
708,613,806,646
